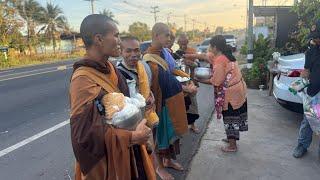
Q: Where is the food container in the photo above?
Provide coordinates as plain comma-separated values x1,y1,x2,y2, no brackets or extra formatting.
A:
176,76,191,84
194,67,212,79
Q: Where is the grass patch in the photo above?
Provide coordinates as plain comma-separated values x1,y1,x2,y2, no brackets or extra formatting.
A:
0,49,85,70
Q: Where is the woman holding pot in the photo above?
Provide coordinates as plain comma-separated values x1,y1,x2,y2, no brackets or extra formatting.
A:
185,35,248,152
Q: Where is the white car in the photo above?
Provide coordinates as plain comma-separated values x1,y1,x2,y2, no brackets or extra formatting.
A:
273,53,305,112
196,35,237,54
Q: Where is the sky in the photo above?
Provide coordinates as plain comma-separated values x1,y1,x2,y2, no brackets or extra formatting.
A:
38,0,295,32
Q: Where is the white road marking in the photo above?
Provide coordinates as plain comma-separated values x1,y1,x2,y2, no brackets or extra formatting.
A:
0,64,73,78
0,66,72,82
57,65,67,70
0,70,14,74
0,119,70,158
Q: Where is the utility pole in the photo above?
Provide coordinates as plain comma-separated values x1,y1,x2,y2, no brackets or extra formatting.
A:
204,22,207,38
84,0,96,14
184,14,187,32
151,6,160,24
192,19,196,39
166,12,172,25
247,0,254,63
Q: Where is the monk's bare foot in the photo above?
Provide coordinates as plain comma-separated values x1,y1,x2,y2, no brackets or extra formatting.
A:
163,159,184,171
221,146,237,153
156,167,174,180
190,124,200,134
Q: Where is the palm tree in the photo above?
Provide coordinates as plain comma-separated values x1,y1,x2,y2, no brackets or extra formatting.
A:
99,9,118,24
16,0,44,54
39,3,68,53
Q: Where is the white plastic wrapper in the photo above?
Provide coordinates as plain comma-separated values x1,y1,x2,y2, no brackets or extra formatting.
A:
110,93,146,130
288,78,309,95
298,90,320,135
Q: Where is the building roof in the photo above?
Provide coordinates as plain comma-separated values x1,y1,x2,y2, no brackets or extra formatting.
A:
253,6,293,17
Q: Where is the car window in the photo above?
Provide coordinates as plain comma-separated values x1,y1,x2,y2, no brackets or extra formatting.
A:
201,40,210,46
223,35,235,39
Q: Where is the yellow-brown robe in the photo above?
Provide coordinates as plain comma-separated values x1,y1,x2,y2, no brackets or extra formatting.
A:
69,59,155,180
144,47,188,159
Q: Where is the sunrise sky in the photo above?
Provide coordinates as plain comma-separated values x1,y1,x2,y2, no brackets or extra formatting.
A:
39,0,295,32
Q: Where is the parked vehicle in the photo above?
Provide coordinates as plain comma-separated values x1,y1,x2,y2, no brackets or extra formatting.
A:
273,53,305,112
196,35,237,54
140,40,152,55
223,35,237,52
140,40,179,55
196,38,210,54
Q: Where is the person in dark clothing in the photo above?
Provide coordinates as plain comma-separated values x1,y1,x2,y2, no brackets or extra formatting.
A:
293,20,320,159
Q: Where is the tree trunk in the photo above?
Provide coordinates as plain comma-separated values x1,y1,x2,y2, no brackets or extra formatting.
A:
52,29,56,54
27,25,32,56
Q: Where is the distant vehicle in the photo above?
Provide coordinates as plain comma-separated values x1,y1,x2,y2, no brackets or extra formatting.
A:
196,38,210,54
140,40,179,55
140,40,151,55
0,46,8,52
273,53,305,113
196,35,237,54
223,35,237,52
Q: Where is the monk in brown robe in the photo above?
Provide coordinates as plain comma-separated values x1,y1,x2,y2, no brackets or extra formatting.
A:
69,14,155,180
175,34,200,133
143,23,189,180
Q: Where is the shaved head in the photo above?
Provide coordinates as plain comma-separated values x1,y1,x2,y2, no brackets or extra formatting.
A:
80,14,121,58
151,22,171,48
152,22,170,38
177,33,189,51
178,34,188,42
80,14,116,48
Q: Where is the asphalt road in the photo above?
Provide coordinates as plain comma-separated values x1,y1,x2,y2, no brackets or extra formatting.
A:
0,60,214,180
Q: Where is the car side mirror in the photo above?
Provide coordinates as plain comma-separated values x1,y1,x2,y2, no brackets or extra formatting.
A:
196,44,200,47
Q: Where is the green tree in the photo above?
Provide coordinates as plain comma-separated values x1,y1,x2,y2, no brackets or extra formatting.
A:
289,0,320,52
39,2,68,53
16,0,44,54
128,22,151,41
0,0,25,50
99,9,118,24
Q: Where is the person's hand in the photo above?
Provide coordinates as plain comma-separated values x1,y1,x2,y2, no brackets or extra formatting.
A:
183,54,199,60
189,83,198,94
300,69,310,79
131,119,151,145
145,93,155,111
183,59,195,66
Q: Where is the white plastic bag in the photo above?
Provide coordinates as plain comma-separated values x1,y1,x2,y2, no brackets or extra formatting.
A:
298,90,320,135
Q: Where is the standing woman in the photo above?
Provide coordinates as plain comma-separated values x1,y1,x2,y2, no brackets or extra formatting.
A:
185,35,248,152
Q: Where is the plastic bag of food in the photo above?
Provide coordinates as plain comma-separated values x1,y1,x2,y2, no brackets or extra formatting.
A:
289,78,309,95
102,93,126,119
298,90,320,134
102,92,146,130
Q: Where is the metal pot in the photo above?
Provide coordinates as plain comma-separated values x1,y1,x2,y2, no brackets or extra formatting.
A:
194,67,212,79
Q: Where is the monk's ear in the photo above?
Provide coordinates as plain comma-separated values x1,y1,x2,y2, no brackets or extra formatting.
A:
93,34,104,46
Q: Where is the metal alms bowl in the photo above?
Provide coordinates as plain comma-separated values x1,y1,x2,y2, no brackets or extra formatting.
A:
194,67,212,79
